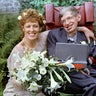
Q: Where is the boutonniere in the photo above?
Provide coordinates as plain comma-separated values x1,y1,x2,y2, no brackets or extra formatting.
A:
80,41,87,45
94,41,96,45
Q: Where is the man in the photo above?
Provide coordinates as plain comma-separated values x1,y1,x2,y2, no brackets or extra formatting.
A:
47,6,96,96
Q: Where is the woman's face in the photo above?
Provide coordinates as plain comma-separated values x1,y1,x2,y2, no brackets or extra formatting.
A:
23,21,41,41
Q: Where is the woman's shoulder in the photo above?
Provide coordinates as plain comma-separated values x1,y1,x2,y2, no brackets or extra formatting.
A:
39,30,49,41
7,42,24,70
36,31,49,51
40,30,49,37
9,42,23,55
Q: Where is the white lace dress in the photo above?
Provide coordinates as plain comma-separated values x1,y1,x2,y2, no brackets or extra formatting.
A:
3,31,49,96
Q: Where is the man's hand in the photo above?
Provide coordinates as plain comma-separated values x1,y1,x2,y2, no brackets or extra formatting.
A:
77,26,96,43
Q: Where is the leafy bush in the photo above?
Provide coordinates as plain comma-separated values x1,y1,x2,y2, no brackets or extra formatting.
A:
19,0,85,14
18,0,95,14
0,13,22,89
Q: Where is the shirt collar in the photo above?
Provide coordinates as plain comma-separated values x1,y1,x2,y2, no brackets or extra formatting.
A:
67,33,77,43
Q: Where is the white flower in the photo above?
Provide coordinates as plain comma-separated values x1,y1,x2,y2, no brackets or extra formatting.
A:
30,62,36,68
49,58,58,65
58,57,75,71
64,57,74,65
30,51,41,62
42,58,49,67
36,74,42,81
80,41,87,45
13,52,21,63
20,57,30,69
28,81,39,91
20,56,35,69
39,13,42,16
16,69,29,82
33,73,42,81
35,70,38,73
13,51,74,94
23,12,27,16
43,20,46,24
49,71,61,92
94,41,96,45
39,65,47,75
18,15,22,20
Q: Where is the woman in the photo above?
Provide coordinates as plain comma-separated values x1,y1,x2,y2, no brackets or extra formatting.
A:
3,8,48,96
3,8,95,96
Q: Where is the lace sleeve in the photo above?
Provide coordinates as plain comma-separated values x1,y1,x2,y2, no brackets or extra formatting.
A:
7,43,24,72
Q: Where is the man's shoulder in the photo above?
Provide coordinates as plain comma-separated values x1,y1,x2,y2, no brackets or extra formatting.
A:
77,31,87,41
78,31,86,37
49,27,65,34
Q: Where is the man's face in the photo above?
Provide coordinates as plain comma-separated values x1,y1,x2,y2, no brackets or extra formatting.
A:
61,11,81,36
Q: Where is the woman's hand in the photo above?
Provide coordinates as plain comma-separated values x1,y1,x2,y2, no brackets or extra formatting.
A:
77,26,96,43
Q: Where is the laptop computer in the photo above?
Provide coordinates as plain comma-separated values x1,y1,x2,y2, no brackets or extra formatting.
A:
55,42,88,67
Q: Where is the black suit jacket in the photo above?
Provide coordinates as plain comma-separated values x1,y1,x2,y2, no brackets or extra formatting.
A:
47,27,96,60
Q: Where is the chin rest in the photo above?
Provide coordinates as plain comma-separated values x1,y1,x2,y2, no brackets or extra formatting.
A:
44,2,94,31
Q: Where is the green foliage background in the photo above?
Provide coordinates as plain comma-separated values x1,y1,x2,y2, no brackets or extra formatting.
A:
0,13,22,95
19,0,85,14
19,0,95,14
0,0,95,95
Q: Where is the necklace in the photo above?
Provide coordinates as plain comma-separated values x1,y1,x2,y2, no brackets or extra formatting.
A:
21,39,37,53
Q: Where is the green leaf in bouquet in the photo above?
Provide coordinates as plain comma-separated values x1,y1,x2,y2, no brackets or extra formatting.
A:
52,68,63,82
61,70,71,83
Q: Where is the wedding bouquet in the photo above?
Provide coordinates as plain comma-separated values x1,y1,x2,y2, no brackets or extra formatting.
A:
12,51,76,95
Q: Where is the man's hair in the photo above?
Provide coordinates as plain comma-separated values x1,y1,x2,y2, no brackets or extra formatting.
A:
60,6,79,18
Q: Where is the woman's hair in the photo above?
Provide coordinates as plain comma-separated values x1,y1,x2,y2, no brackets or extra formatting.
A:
60,6,79,18
18,8,45,31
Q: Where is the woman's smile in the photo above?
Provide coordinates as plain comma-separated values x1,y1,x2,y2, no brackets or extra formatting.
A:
23,22,40,40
